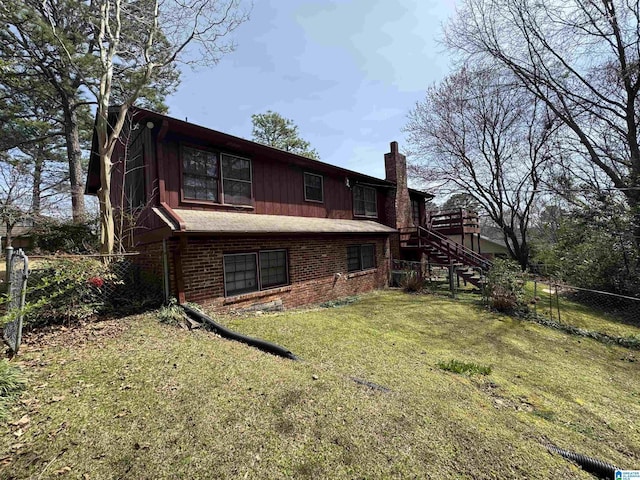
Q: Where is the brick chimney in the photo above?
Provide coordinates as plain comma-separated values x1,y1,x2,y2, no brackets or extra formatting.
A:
384,141,412,230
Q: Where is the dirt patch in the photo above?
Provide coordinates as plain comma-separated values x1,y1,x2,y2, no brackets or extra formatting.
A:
478,380,534,412
14,318,132,354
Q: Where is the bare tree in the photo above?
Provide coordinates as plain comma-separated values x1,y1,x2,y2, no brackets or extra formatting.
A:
446,0,640,254
86,0,249,254
404,66,556,269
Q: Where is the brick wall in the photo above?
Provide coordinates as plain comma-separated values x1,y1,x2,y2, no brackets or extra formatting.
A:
135,234,390,313
384,141,412,230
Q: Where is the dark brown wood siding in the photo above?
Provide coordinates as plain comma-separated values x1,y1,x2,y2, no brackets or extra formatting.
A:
159,135,387,221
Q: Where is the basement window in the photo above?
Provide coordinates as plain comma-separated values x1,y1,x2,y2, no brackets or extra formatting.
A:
347,244,375,272
223,249,288,297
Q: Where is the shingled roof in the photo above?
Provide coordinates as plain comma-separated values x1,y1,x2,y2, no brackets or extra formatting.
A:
153,208,397,235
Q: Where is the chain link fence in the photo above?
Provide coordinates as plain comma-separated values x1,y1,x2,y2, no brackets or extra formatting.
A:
2,253,163,335
525,277,640,328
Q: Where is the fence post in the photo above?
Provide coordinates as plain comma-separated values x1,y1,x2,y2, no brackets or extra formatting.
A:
5,245,13,291
449,261,456,298
533,280,537,316
555,284,561,322
549,280,553,320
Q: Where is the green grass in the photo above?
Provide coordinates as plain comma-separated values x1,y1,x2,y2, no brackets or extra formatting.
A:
1,290,640,479
524,281,640,339
0,360,25,420
437,359,492,376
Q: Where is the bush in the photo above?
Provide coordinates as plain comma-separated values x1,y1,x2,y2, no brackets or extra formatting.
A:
24,257,162,326
157,298,187,325
401,271,424,293
0,360,25,421
485,259,526,313
31,218,99,253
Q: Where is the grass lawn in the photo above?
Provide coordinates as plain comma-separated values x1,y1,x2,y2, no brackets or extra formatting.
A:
523,281,640,339
1,290,639,479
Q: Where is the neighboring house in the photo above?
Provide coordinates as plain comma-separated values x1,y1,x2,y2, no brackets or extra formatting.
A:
476,236,510,260
86,107,433,312
0,223,34,251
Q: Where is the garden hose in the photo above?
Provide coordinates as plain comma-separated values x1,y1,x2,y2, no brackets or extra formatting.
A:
181,304,299,361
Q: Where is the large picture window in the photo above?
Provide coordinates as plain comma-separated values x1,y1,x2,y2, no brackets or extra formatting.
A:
304,172,323,202
353,185,377,217
181,146,252,205
347,244,376,272
224,249,288,297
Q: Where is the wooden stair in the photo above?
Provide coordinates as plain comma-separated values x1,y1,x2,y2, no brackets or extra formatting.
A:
400,226,492,288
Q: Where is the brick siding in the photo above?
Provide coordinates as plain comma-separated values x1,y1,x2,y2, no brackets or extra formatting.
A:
134,234,391,313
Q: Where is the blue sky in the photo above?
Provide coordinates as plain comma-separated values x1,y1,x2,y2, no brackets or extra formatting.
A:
166,0,456,180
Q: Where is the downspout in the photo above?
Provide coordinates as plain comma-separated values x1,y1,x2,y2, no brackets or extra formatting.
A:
162,238,170,304
156,119,169,205
154,119,186,303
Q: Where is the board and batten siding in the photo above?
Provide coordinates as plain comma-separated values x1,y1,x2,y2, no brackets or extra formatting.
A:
160,138,384,221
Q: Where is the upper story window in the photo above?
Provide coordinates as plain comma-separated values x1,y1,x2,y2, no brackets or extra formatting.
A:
411,198,422,226
353,185,377,218
182,146,219,202
124,146,145,211
181,146,252,205
304,172,323,202
221,154,252,205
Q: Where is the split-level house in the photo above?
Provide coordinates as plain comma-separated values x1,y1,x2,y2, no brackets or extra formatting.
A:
87,107,435,312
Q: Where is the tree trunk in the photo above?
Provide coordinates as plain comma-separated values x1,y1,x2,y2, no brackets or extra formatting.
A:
98,151,114,256
63,105,86,223
31,146,44,217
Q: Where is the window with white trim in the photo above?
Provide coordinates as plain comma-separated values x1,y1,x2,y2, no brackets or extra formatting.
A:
347,244,376,272
353,185,377,217
304,172,323,202
223,249,288,297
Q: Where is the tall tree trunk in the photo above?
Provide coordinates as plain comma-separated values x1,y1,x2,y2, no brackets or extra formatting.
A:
63,105,86,223
31,146,44,217
98,151,114,256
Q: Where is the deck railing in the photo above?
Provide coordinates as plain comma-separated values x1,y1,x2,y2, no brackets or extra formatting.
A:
426,209,480,234
417,226,492,271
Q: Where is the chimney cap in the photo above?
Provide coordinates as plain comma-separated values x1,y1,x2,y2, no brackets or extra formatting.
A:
390,141,398,154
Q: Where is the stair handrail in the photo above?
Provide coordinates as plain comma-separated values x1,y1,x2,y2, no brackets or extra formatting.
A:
418,226,493,270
